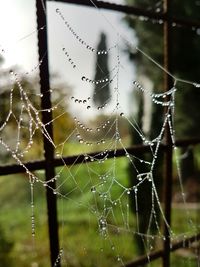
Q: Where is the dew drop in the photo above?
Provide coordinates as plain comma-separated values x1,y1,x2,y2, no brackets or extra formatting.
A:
87,106,91,109
81,76,86,81
117,255,121,262
134,187,138,193
91,186,96,193
99,217,107,231
193,83,200,88
120,112,124,117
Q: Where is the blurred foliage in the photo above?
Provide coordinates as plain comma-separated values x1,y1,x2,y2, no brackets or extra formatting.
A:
125,0,200,139
0,62,74,162
125,0,200,254
0,224,13,266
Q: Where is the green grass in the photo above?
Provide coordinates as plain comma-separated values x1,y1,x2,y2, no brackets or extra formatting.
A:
0,149,200,267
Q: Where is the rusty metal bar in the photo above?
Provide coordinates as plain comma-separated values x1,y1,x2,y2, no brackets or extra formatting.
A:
0,144,150,175
36,1,60,266
125,233,200,267
162,0,173,266
50,0,200,29
1,137,200,176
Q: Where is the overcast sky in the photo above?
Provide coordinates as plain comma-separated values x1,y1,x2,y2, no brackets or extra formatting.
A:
0,0,137,117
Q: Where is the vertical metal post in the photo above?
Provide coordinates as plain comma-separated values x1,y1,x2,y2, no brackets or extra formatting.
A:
163,0,173,267
36,1,60,266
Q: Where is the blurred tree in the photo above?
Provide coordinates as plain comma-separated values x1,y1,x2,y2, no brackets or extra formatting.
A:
92,32,111,107
125,0,200,139
0,63,74,162
125,0,200,253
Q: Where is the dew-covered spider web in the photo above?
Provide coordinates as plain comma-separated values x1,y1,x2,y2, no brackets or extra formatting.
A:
0,1,200,267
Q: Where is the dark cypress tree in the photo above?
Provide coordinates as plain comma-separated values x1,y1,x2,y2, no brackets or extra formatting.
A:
93,32,111,107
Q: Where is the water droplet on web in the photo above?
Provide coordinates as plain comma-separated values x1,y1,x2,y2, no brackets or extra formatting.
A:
117,255,121,262
91,186,96,193
99,217,107,232
134,187,138,193
196,28,200,35
193,83,200,88
87,106,91,109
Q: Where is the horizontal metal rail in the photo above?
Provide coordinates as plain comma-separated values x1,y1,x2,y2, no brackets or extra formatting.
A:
125,233,200,267
0,137,200,176
50,0,200,29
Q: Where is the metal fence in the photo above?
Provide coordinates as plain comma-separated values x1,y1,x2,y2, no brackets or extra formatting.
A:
0,0,200,266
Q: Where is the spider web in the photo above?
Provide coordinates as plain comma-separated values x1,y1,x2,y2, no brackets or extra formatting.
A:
0,1,200,266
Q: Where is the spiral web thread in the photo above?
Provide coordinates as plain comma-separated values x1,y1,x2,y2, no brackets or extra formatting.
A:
0,2,200,266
